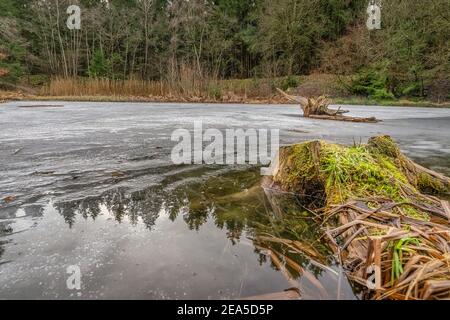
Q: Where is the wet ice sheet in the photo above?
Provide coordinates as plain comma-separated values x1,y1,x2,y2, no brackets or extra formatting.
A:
0,168,356,300
1,202,289,299
1,101,450,205
1,101,450,299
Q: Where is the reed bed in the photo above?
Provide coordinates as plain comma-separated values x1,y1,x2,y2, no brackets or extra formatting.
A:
39,76,303,103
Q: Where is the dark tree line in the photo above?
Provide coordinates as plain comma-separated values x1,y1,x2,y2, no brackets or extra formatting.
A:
0,0,366,80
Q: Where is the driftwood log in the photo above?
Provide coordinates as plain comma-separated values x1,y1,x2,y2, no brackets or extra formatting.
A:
277,88,379,123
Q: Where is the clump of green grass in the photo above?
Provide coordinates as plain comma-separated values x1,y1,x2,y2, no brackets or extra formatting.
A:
390,237,421,284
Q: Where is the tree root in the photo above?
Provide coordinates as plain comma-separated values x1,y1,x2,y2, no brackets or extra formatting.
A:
277,88,380,123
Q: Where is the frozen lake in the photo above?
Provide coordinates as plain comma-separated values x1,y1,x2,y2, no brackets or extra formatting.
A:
1,101,449,299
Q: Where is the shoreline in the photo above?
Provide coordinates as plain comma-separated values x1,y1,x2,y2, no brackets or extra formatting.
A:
1,92,449,108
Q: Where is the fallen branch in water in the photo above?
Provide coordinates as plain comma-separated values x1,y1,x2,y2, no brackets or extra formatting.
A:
307,114,379,123
277,88,380,123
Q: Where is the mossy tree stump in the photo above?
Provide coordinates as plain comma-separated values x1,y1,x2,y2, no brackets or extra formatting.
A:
266,136,450,299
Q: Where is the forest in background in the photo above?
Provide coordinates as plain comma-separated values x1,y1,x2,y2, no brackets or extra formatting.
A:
0,0,449,103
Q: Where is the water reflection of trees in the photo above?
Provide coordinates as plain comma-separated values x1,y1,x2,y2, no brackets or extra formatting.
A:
54,186,166,229
52,169,331,260
0,168,343,298
52,170,335,292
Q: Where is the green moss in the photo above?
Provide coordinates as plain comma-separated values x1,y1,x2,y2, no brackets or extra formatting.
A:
275,141,324,198
368,135,401,158
274,137,450,221
319,143,406,205
369,135,449,195
416,172,447,194
402,205,430,221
